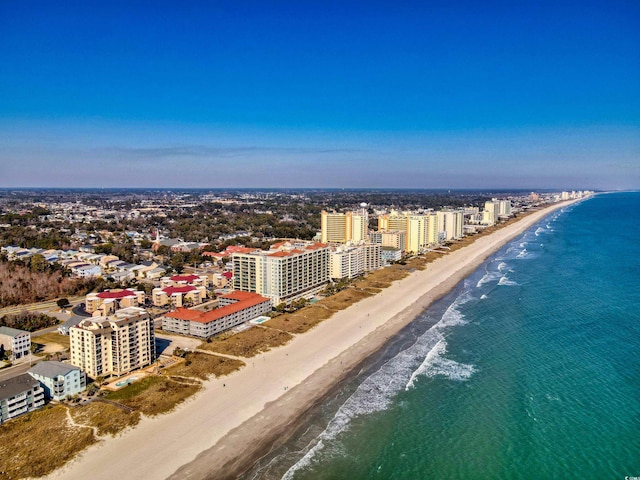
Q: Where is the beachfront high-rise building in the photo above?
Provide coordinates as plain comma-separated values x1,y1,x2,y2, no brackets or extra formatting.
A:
232,241,330,306
483,199,512,225
498,200,512,216
377,210,408,232
483,200,501,225
369,230,406,250
378,211,438,253
321,209,368,244
69,307,156,378
436,209,464,241
330,245,364,280
328,242,381,280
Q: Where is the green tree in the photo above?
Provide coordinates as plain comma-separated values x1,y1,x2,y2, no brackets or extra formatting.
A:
94,243,114,255
170,252,185,273
57,298,70,309
29,253,48,273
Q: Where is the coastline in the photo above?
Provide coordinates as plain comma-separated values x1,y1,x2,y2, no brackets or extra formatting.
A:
46,199,582,480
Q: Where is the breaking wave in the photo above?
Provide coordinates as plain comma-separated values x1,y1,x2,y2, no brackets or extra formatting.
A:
282,295,474,479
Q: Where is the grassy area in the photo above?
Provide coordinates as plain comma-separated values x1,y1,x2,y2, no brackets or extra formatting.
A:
105,376,201,416
265,305,334,334
70,402,141,436
200,326,293,358
316,287,374,311
0,405,96,480
32,331,70,350
164,352,245,380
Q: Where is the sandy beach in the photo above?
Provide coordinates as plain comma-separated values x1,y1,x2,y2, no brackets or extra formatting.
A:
46,199,578,480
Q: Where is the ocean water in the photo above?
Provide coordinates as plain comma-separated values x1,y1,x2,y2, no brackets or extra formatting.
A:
242,192,640,480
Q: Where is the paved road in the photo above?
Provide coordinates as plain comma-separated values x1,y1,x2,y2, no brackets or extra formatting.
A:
0,356,42,382
0,295,85,317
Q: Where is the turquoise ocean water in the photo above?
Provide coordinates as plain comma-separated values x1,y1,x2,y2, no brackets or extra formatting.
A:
243,192,640,480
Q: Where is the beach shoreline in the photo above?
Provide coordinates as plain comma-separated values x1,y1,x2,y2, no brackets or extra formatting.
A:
46,199,581,480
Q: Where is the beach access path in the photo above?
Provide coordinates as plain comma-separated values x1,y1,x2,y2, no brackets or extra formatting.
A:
47,199,580,480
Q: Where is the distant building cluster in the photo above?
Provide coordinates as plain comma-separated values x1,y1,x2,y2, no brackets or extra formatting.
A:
0,189,594,425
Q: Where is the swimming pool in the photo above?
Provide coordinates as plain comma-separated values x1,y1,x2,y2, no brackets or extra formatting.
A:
115,376,138,387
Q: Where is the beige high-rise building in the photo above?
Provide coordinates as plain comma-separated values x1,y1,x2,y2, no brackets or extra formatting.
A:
321,211,347,243
369,230,406,250
378,211,438,253
483,200,501,225
437,209,464,241
70,307,155,378
321,210,368,243
377,210,408,232
233,241,330,306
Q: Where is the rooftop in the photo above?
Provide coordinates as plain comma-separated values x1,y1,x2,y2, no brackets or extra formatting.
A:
29,360,80,379
165,292,269,324
0,373,40,401
0,326,29,338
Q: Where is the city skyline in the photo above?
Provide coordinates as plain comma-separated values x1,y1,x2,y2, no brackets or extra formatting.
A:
1,1,638,190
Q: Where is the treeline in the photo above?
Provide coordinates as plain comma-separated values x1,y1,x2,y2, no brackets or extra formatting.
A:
0,258,97,308
0,312,59,332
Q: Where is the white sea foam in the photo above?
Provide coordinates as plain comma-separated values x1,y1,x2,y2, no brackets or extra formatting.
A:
405,339,446,390
480,294,488,299
516,248,528,259
534,227,545,236
498,275,519,286
476,271,500,288
282,294,474,478
405,339,475,389
498,262,509,272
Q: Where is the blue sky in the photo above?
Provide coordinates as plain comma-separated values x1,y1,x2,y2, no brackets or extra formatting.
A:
1,1,638,189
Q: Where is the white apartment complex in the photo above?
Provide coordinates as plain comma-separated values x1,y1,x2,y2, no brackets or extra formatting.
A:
70,307,156,378
436,209,464,241
233,241,330,305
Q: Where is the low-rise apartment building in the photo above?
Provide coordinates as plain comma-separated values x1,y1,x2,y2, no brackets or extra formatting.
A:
28,361,86,401
86,289,146,316
0,327,31,361
152,284,206,307
162,291,271,338
70,307,155,378
0,373,45,423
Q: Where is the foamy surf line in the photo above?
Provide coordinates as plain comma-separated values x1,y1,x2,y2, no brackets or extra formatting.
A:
282,295,474,479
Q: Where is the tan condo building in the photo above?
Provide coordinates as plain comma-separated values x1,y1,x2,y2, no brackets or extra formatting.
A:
70,307,156,378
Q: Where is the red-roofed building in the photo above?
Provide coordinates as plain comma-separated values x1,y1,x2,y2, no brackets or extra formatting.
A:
86,289,145,316
160,273,208,288
162,292,271,338
202,245,256,261
152,283,207,308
